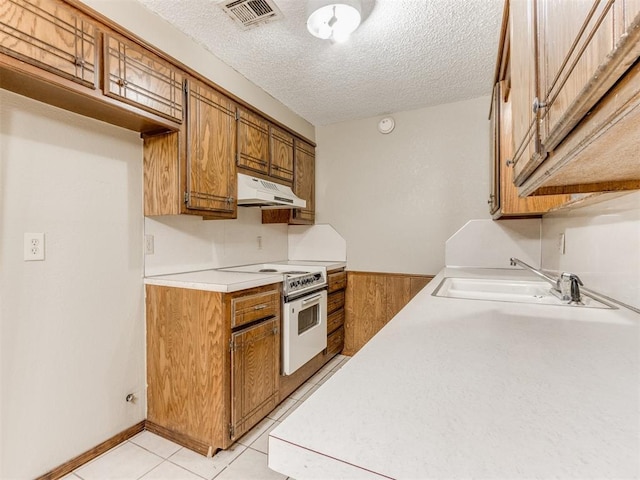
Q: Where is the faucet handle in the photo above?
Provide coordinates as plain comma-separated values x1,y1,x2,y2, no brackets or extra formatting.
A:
558,272,583,303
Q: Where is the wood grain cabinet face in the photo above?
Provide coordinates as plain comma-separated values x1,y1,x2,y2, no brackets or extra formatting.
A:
489,72,571,216
230,316,280,441
328,270,347,294
237,107,270,175
186,79,237,217
269,126,294,184
509,0,541,184
508,0,640,193
146,284,281,454
290,140,315,224
344,272,433,356
537,0,640,154
231,290,280,329
0,0,97,87
103,33,184,123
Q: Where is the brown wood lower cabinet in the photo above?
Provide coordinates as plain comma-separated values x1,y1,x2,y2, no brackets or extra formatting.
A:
146,283,281,455
230,316,279,440
344,271,433,356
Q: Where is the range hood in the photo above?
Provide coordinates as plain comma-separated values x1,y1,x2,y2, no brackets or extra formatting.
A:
237,173,306,209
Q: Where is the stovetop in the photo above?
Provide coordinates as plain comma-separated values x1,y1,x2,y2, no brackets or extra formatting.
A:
219,262,327,297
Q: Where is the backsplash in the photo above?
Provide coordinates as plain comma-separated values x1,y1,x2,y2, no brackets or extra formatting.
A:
541,192,640,310
144,208,288,276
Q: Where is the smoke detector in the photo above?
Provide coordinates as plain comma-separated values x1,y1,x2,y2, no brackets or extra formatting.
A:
219,0,284,29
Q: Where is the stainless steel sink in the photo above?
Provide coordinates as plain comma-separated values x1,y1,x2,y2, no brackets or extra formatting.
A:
432,277,613,308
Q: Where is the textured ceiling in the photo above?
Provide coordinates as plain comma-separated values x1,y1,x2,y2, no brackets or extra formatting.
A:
136,0,504,126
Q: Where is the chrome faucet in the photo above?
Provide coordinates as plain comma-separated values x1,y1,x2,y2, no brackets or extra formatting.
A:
556,272,584,303
509,257,584,304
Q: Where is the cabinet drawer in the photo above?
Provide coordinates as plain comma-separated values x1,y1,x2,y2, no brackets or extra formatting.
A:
103,33,184,122
327,308,344,335
231,290,280,329
327,290,345,314
325,326,344,358
0,0,97,87
327,270,346,293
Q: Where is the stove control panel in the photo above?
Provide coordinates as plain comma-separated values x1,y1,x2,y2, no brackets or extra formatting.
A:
285,271,326,296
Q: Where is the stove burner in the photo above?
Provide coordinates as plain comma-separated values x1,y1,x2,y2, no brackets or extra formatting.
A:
259,268,278,272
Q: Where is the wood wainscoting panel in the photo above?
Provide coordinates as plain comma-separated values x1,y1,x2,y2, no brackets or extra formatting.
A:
344,271,434,356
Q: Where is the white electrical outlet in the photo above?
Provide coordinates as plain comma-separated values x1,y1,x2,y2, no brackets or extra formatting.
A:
24,232,45,261
257,235,263,250
145,234,155,255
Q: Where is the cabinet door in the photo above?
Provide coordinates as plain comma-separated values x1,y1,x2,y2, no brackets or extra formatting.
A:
230,317,279,441
488,82,501,215
186,79,237,217
290,140,315,224
0,0,97,87
537,0,640,153
104,33,183,122
269,126,294,184
510,0,543,185
237,107,269,175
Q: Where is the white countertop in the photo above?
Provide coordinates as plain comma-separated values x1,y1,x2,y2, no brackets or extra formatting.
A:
143,261,346,293
268,267,640,479
144,269,284,293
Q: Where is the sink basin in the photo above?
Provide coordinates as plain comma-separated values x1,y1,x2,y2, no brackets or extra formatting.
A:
432,277,613,308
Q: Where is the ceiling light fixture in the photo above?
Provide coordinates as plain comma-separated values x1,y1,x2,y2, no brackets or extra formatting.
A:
306,0,362,43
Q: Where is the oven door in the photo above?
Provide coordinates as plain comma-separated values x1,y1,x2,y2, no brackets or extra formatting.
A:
282,289,327,375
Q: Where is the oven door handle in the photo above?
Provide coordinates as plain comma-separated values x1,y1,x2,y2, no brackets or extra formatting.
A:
301,294,323,306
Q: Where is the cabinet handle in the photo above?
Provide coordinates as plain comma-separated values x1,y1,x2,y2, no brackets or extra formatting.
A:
254,304,267,311
74,57,85,67
506,159,515,167
532,97,547,113
272,327,279,335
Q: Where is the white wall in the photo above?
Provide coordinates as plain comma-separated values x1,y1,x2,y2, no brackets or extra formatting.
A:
541,192,640,310
315,97,491,274
79,0,314,141
0,90,146,478
144,209,289,276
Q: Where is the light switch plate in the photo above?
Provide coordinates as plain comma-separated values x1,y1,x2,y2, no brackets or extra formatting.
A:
558,233,566,255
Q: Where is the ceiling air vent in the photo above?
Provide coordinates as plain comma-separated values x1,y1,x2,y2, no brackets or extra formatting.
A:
219,0,283,29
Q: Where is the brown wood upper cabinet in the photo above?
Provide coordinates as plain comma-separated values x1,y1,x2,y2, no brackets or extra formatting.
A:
269,125,295,183
236,107,270,175
290,140,316,224
489,3,571,218
143,78,237,219
236,108,295,185
103,32,184,123
185,78,237,217
508,0,640,195
0,0,97,87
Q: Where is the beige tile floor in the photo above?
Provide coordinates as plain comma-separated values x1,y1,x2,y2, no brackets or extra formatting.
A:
64,355,350,480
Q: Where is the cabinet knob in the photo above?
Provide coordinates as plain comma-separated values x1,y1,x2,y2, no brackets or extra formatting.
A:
487,194,495,205
506,159,515,167
532,97,547,113
74,57,85,67
117,78,128,87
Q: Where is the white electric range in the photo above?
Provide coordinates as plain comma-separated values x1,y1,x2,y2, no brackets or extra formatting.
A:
220,262,328,375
